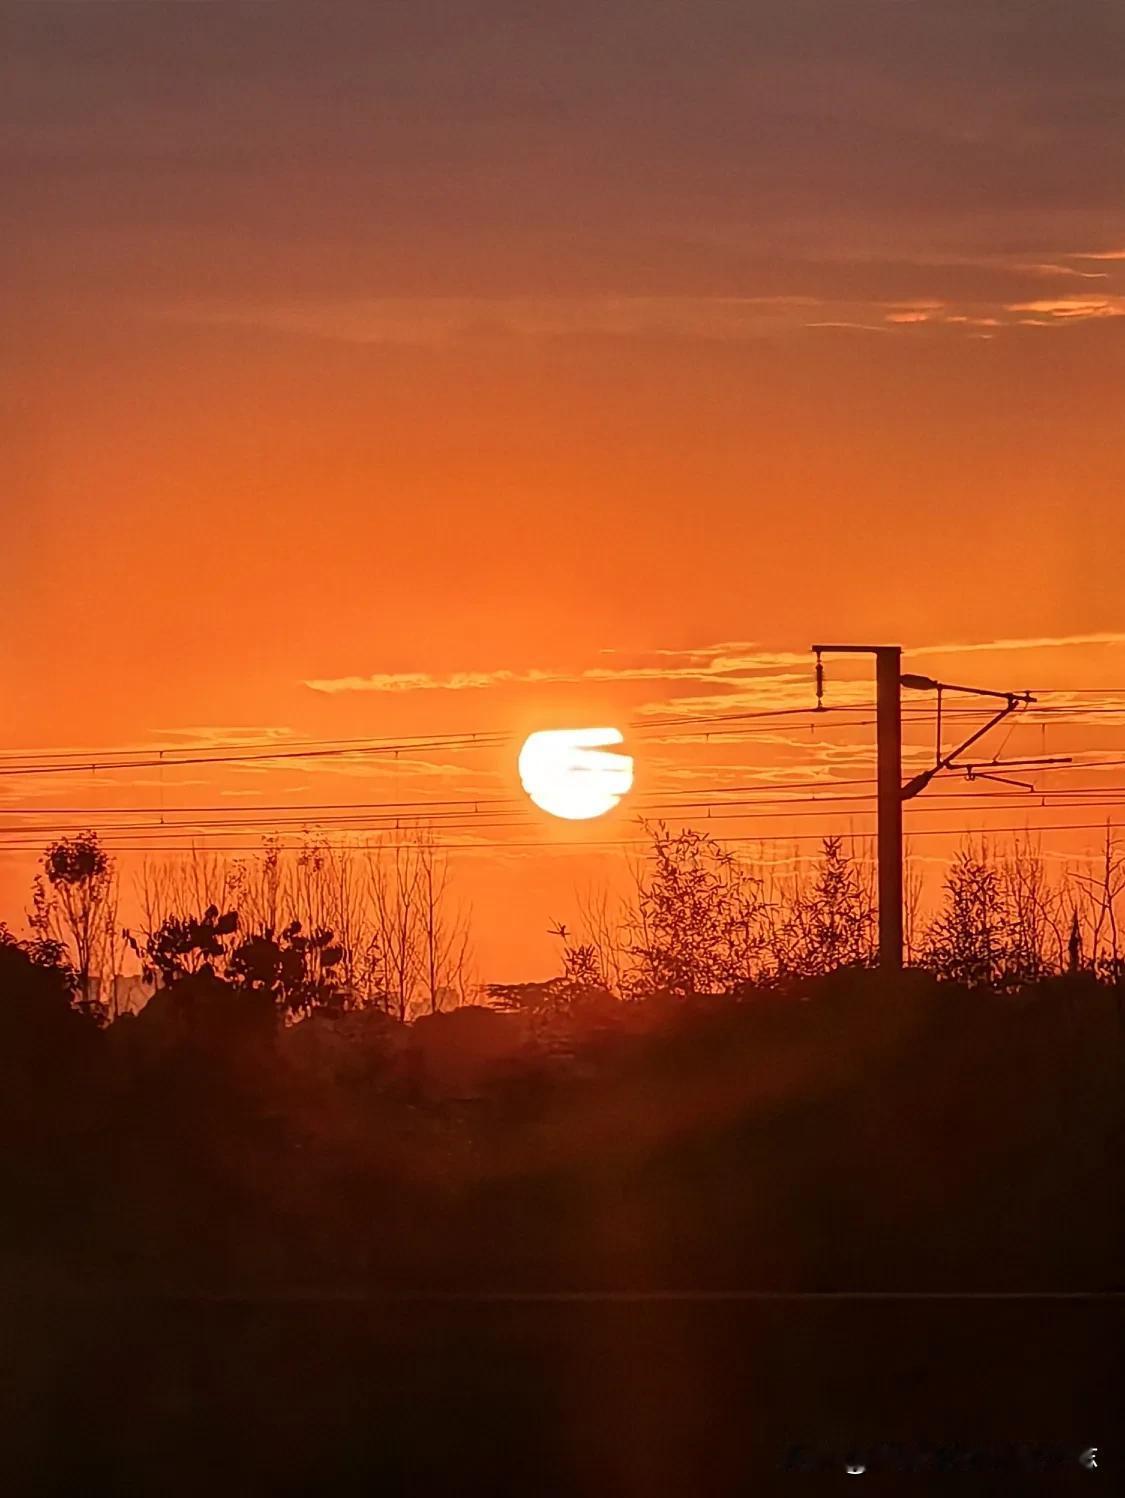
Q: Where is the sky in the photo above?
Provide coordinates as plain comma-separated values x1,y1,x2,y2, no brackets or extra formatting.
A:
2,0,1125,977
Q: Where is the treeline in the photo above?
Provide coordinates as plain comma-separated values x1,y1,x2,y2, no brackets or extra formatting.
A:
1,823,1123,1300
12,820,1125,1028
21,829,472,1022
1,923,1122,1298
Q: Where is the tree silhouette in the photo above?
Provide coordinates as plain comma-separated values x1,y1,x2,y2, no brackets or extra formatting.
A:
782,837,876,976
126,904,240,985
0,923,94,1094
923,845,1013,987
624,822,767,997
127,903,343,1016
31,830,117,1020
227,921,344,1015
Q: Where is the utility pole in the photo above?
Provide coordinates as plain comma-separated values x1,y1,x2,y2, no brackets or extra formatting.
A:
876,648,904,971
810,645,1062,975
812,645,903,970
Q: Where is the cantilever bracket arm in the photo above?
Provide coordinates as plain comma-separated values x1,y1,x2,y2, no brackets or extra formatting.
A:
963,768,1034,791
900,692,1029,802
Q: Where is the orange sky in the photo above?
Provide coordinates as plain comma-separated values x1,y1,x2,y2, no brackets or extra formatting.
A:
2,1,1125,976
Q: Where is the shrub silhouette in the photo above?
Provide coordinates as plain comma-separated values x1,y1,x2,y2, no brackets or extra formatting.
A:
127,906,343,1014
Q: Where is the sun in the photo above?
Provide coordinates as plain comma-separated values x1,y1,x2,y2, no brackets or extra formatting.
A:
518,727,635,821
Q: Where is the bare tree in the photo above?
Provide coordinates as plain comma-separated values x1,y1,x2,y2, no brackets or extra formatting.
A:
416,835,474,1013
1001,835,1065,982
1072,822,1125,982
903,840,924,966
365,833,424,1021
316,844,370,1002
229,836,286,936
575,882,632,997
134,846,240,945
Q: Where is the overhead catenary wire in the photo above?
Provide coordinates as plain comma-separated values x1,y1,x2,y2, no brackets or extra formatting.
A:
8,753,1125,822
2,683,1123,865
0,820,1121,856
0,703,876,767
10,697,1116,779
9,787,1125,844
6,782,1125,844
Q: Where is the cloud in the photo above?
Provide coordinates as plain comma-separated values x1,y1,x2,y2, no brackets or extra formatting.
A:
175,296,835,348
305,647,823,700
306,668,553,695
304,636,1125,743
908,633,1125,658
169,247,1125,348
1017,262,1108,279
311,635,1125,705
310,629,1125,704
0,775,214,806
805,320,890,333
1006,296,1125,321
8,1,1125,336
305,649,859,732
150,725,300,747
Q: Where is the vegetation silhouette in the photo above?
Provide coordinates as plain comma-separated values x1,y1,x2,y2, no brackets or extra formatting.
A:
0,823,1120,1294
2,826,1122,1491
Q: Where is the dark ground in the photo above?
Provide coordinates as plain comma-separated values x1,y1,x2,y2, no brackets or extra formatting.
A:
2,961,1122,1493
1,1295,1117,1494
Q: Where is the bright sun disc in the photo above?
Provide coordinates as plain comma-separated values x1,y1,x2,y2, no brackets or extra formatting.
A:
518,727,634,821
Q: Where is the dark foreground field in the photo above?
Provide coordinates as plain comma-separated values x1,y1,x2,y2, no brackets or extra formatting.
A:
2,960,1122,1492
1,1294,1118,1495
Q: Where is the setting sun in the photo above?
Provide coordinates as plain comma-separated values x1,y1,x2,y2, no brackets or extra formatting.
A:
518,727,635,821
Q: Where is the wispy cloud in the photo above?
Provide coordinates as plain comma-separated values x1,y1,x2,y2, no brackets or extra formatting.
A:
1006,296,1125,321
175,296,829,347
1017,262,1108,280
151,725,301,747
805,321,891,334
170,245,1125,349
305,669,556,695
304,647,819,701
305,635,1125,736
907,632,1125,658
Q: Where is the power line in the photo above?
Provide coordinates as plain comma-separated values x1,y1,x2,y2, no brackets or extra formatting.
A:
0,735,514,779
1,676,1122,875
0,712,1062,778
10,753,1125,822
4,683,1124,773
0,703,869,769
0,701,1066,780
8,765,1125,840
11,786,1125,841
0,819,1119,856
